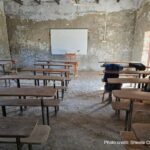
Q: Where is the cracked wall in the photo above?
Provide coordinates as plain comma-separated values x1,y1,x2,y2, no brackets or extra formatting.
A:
4,0,136,70
133,0,150,63
0,1,10,59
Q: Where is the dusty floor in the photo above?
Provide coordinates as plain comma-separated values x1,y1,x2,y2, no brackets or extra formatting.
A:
0,71,126,150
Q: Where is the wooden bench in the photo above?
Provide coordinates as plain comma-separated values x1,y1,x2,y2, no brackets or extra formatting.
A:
112,101,130,130
112,101,150,130
132,110,150,124
53,86,67,99
0,99,60,125
120,131,149,150
0,125,50,150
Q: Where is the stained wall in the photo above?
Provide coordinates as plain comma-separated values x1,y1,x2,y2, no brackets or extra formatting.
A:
0,0,10,59
4,0,138,69
132,0,150,63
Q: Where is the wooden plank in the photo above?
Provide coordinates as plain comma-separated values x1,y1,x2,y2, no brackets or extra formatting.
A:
108,78,150,84
104,70,150,75
13,0,23,5
55,0,60,5
0,99,59,107
132,123,150,141
0,87,57,97
0,117,37,138
0,75,65,81
37,59,78,64
34,0,41,4
113,90,150,102
34,63,72,67
21,68,70,73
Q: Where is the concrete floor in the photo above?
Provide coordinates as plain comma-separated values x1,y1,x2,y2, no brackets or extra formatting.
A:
0,71,126,150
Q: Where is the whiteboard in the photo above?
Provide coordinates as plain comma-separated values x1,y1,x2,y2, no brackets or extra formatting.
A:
51,29,88,55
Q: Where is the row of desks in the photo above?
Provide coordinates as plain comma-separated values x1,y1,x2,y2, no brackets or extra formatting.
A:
0,117,37,150
100,61,150,148
0,86,57,150
109,80,150,148
37,59,79,78
0,59,78,150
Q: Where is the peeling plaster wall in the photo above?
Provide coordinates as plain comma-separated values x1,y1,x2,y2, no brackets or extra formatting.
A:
4,0,136,70
0,0,10,59
132,0,150,62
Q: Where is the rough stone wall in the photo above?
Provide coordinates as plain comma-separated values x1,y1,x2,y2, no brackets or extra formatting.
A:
0,0,10,59
4,0,136,70
132,0,150,62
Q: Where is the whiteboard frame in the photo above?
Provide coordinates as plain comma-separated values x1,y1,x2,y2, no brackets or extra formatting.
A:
50,28,88,55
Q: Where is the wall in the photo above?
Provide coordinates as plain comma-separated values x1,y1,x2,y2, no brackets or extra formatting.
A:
4,0,136,70
132,0,150,63
0,0,10,59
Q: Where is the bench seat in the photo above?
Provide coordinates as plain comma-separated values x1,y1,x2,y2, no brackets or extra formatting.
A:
0,99,59,107
112,101,130,111
0,125,50,149
120,131,149,150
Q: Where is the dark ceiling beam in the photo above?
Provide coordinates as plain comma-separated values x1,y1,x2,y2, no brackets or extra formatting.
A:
55,0,60,5
34,0,41,4
13,0,23,5
75,0,79,4
95,0,99,3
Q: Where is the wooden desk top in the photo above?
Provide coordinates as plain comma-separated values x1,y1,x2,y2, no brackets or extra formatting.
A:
108,78,150,84
0,87,57,97
113,90,150,101
0,75,65,81
0,117,37,138
21,68,70,73
132,123,150,141
0,59,12,61
34,63,72,67
38,59,78,64
0,61,11,65
104,70,150,75
98,61,140,64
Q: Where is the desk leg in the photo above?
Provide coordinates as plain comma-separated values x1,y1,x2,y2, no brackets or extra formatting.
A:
61,81,65,99
16,79,20,88
28,144,32,150
37,79,39,86
74,63,78,78
2,64,5,74
1,106,6,116
46,107,50,125
128,100,133,131
16,137,21,150
41,99,45,125
43,79,47,86
19,96,23,113
124,110,129,131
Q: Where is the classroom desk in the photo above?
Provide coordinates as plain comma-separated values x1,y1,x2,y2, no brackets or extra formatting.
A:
0,74,66,87
98,61,140,64
0,87,57,124
113,89,150,130
38,59,79,78
104,70,150,78
0,117,37,150
34,62,72,69
132,123,150,142
21,68,70,78
108,78,150,84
